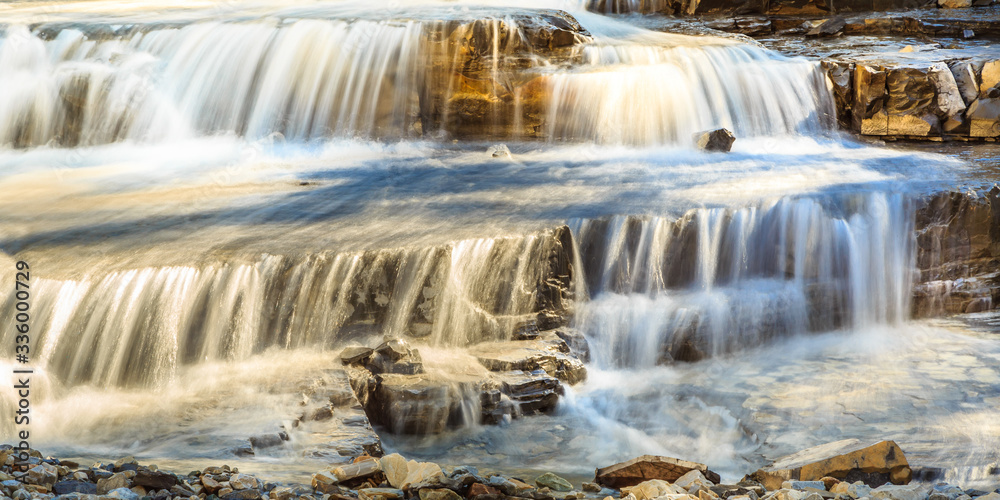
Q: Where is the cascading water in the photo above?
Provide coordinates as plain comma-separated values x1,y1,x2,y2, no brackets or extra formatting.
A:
571,192,914,367
0,0,998,490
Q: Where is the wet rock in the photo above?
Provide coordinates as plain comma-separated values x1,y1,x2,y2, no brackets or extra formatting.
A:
133,471,177,490
53,481,98,495
823,61,854,129
497,370,562,414
749,440,911,491
596,455,721,488
553,327,591,363
694,129,736,152
249,433,287,450
535,473,572,492
341,346,375,365
469,333,587,385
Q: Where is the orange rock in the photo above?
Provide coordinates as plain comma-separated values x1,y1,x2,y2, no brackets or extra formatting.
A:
750,440,911,491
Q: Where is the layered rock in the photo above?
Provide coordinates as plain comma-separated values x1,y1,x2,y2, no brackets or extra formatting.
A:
912,188,1000,317
823,58,1000,141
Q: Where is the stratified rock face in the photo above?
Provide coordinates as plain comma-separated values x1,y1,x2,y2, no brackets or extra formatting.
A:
912,188,1000,317
595,455,721,488
748,440,911,491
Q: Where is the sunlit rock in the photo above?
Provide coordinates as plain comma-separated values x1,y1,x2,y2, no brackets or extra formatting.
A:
853,64,889,136
595,455,721,489
749,440,911,491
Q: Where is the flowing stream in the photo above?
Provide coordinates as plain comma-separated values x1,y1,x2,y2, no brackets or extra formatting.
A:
0,0,998,490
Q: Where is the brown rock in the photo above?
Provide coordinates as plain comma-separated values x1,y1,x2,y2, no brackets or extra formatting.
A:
820,477,840,490
966,97,1000,137
469,484,500,497
886,67,939,136
853,65,888,135
595,455,721,489
748,440,911,491
980,60,1000,97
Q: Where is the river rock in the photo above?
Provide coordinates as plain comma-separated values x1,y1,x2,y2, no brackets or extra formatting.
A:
749,440,911,491
133,471,177,490
230,474,258,490
596,455,721,488
52,481,98,495
419,489,462,500
694,129,736,152
676,470,715,490
108,487,141,500
222,489,263,500
535,473,573,492
871,484,930,500
333,457,382,483
97,473,130,495
25,464,58,486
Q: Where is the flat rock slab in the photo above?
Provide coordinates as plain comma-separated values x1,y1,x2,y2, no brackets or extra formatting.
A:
595,455,721,488
751,439,911,491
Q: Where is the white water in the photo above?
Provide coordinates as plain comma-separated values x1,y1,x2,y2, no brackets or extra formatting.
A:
0,0,998,491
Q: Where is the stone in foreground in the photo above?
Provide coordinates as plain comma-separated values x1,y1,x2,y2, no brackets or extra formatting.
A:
595,455,721,488
749,440,911,491
694,129,736,152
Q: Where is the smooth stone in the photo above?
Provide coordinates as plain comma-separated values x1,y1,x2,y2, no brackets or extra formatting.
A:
418,489,462,500
359,488,405,500
97,473,130,495
379,454,408,489
230,474,258,491
535,473,573,492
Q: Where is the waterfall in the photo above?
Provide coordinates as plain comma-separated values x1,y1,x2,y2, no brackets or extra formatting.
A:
0,230,571,389
572,192,916,367
0,13,834,148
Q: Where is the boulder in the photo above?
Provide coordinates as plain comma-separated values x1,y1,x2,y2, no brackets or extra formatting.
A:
693,129,736,152
595,456,721,488
535,473,573,492
748,440,911,491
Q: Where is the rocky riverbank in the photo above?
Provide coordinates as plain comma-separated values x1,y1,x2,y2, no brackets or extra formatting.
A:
2,441,998,500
